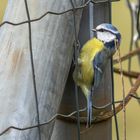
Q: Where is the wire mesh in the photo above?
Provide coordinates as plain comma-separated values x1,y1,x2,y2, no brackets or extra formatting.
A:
0,0,140,140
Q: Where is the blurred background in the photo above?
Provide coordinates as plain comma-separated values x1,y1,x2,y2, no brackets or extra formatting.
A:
112,0,140,140
0,0,140,139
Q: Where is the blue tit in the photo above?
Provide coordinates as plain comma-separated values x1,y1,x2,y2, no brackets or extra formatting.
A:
73,23,121,127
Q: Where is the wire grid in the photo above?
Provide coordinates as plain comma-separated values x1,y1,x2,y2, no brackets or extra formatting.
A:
0,0,140,140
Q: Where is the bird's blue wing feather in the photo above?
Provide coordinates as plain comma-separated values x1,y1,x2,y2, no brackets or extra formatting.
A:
93,48,110,89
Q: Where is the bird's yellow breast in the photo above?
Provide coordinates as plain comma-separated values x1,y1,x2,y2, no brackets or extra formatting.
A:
73,38,104,90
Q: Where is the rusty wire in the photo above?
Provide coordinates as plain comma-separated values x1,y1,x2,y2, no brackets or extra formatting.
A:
0,90,140,136
113,47,140,64
0,0,140,138
114,67,140,79
116,48,126,140
126,0,140,106
109,1,120,139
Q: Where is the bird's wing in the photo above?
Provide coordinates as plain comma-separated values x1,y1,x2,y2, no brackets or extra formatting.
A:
93,48,110,89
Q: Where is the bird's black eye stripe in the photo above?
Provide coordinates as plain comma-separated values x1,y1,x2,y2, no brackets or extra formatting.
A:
98,29,104,32
97,28,117,35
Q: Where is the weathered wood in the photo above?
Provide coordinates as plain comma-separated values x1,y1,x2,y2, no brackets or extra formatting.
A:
51,2,112,140
0,0,83,139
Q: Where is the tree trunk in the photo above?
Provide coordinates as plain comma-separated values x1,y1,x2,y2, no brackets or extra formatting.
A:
0,0,83,139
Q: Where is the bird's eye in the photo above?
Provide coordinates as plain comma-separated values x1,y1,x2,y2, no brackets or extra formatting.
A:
98,29,104,32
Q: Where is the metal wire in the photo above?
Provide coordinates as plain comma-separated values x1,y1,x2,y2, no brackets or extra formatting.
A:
111,59,120,140
113,47,140,64
0,0,100,28
0,0,139,139
70,0,81,139
108,0,120,139
130,94,140,100
126,0,135,90
117,48,126,140
137,1,140,37
0,96,131,137
24,0,41,139
0,1,119,28
0,93,139,136
114,67,140,79
126,1,140,80
126,0,140,105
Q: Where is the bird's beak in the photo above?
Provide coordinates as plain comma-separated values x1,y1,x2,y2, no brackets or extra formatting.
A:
92,29,96,32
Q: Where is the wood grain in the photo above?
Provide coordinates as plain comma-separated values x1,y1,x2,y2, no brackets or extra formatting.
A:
0,0,83,139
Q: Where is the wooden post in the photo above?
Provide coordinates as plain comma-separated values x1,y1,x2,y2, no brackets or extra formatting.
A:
51,2,112,140
0,0,83,139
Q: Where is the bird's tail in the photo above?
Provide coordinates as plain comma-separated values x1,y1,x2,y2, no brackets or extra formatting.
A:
87,93,93,128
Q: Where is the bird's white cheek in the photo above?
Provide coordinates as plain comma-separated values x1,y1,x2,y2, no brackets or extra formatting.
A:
97,32,116,43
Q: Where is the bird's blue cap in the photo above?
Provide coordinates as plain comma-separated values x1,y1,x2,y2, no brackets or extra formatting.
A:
96,23,121,42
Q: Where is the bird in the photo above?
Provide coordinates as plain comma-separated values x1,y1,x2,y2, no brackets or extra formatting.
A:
73,23,121,128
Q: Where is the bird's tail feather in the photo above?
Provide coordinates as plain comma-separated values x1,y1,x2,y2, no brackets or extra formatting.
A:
87,94,93,128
